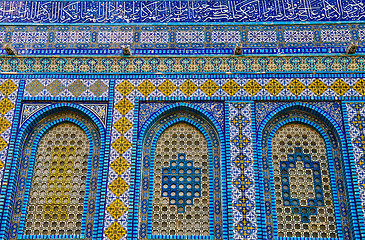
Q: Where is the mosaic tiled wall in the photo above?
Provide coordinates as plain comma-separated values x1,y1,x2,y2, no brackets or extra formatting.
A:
0,0,364,238
3,56,365,74
345,103,365,227
21,75,365,98
0,0,363,24
0,23,365,54
229,102,256,239
0,73,365,240
0,78,18,182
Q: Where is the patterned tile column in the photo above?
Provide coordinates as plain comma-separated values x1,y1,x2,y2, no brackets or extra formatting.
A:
229,102,256,240
104,80,135,240
345,103,365,226
0,79,18,182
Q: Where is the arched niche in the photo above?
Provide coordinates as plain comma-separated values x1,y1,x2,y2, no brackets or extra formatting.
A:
129,107,226,240
258,107,355,240
3,105,106,240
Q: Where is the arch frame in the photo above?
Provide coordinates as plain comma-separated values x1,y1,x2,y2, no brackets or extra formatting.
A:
255,102,361,240
0,103,108,240
128,101,230,240
17,118,94,238
148,117,215,239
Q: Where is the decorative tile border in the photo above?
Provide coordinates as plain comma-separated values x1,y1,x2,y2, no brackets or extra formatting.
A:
23,78,109,98
229,102,256,240
0,1,363,24
0,102,111,240
23,75,365,99
0,23,364,54
254,102,362,240
1,56,365,74
0,73,364,240
104,78,134,240
344,103,365,230
0,79,18,182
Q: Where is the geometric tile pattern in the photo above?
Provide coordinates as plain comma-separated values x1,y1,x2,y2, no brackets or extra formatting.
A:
258,105,353,240
8,110,104,240
20,103,51,124
0,79,18,182
105,222,127,240
2,72,365,240
229,103,256,240
106,199,128,220
345,103,365,225
1,3,364,24
0,23,363,52
22,77,365,99
24,78,109,98
104,78,135,240
4,56,365,74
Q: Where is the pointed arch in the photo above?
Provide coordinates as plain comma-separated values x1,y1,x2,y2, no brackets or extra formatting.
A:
256,103,360,240
0,103,107,240
129,102,229,240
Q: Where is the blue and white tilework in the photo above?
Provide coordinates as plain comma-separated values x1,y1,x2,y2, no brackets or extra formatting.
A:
345,103,365,225
55,31,91,43
176,31,205,43
20,103,51,124
321,29,352,42
98,31,134,43
248,31,276,43
229,102,256,240
12,32,48,43
284,31,314,42
81,103,108,126
140,31,169,43
103,78,135,240
359,29,365,41
0,78,18,183
1,24,365,54
212,31,241,43
0,0,364,24
0,32,5,43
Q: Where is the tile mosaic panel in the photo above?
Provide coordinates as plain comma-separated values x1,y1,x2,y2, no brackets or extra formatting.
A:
20,103,51,124
140,31,169,43
12,32,48,44
321,30,352,42
0,32,5,43
284,31,314,43
360,29,365,41
212,31,241,43
257,106,353,240
105,79,134,240
0,23,363,54
0,0,363,24
24,78,109,98
23,76,365,100
98,32,134,44
55,31,91,43
0,74,365,240
248,31,276,43
229,102,256,240
2,56,365,74
345,103,365,225
0,79,18,182
176,31,205,43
